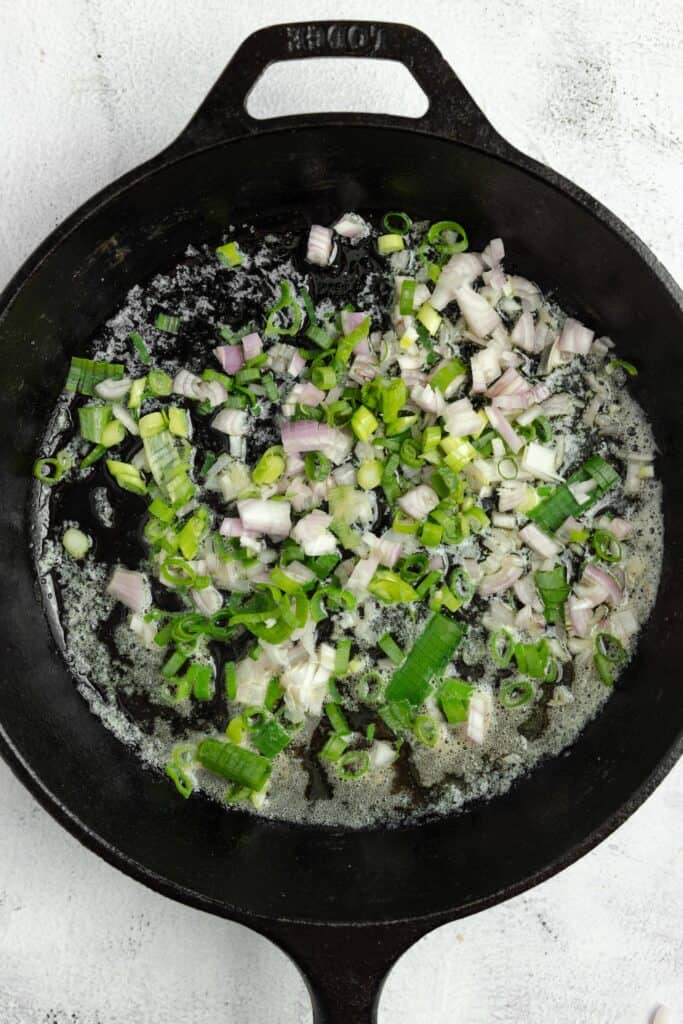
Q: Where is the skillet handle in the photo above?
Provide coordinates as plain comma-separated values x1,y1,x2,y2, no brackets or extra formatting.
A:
256,919,431,1024
167,20,513,158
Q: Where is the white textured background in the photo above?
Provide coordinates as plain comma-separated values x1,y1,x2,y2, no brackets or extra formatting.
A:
1,1,682,1021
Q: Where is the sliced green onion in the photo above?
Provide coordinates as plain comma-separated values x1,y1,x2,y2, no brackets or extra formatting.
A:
128,377,146,410
186,663,214,701
426,220,468,255
326,702,351,735
155,312,180,334
386,614,466,705
251,718,291,758
304,450,331,482
383,211,412,234
165,761,193,798
160,557,197,588
430,358,466,395
379,380,407,422
311,365,337,390
608,359,638,376
381,453,401,505
499,678,535,708
497,456,518,480
514,639,551,680
421,520,443,548
489,629,515,668
62,527,90,559
65,357,124,396
357,459,382,490
413,714,439,747
101,420,126,448
147,369,173,397
337,749,370,780
79,405,111,444
129,331,151,365
80,445,106,470
306,324,334,349
107,459,147,495
379,633,404,665
591,529,622,563
535,416,552,444
197,738,271,791
416,302,441,336
379,699,413,734
319,733,349,763
450,568,474,606
368,570,418,604
216,241,243,267
399,279,416,315
437,678,473,723
377,234,405,255
33,449,71,485
224,662,237,701
534,566,571,624
265,280,303,337
253,446,286,485
350,405,378,442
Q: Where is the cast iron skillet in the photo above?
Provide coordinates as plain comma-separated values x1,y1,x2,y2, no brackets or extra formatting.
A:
0,20,681,1022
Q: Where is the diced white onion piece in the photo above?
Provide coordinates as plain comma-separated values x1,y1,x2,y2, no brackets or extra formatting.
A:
288,351,306,377
454,285,502,338
346,555,380,595
558,317,594,355
471,347,502,394
397,484,439,520
582,564,623,605
333,213,370,240
197,380,228,408
213,344,244,374
173,369,202,398
95,377,132,400
237,499,291,538
492,512,516,529
112,404,139,435
467,690,493,744
565,598,593,634
129,612,157,646
410,383,445,415
241,332,263,360
520,441,562,481
485,405,524,454
442,398,482,438
519,523,562,558
106,568,149,613
482,238,504,269
369,741,398,769
511,311,537,353
306,225,334,266
292,510,337,556
430,252,484,311
212,408,248,436
341,310,367,336
191,585,223,616
287,382,325,407
235,654,271,705
478,557,523,597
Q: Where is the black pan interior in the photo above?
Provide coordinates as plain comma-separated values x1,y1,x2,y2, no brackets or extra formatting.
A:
1,126,681,926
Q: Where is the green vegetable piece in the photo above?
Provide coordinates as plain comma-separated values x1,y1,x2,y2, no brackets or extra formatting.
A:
197,738,272,791
386,614,466,705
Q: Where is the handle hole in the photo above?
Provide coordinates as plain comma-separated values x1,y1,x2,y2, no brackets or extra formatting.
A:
246,58,428,120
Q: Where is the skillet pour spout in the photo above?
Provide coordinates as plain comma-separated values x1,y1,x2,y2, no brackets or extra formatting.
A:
0,20,681,1024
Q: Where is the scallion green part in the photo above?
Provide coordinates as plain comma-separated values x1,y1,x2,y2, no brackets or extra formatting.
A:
499,678,535,708
265,280,303,337
129,331,151,365
197,738,271,791
216,241,243,267
386,614,466,705
383,211,412,235
155,313,180,334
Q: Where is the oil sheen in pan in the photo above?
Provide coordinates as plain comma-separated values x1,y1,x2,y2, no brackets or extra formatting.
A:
32,220,664,828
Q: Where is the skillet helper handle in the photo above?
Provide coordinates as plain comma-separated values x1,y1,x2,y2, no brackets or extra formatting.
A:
168,20,512,156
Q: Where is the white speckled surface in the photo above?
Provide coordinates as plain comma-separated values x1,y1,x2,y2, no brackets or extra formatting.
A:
1,2,682,1022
